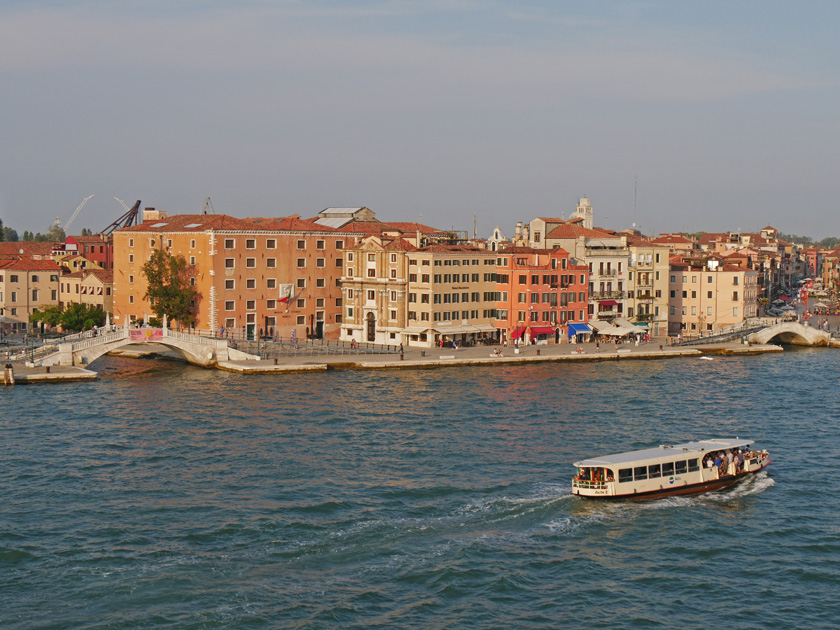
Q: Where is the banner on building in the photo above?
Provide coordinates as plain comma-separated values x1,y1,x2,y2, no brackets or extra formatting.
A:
279,284,294,303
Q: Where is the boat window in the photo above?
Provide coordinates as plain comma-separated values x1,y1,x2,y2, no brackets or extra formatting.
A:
619,468,633,483
648,464,662,478
662,462,675,476
688,458,699,472
634,466,647,481
675,460,688,474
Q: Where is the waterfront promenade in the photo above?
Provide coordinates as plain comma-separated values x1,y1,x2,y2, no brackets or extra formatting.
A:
0,338,792,382
215,339,783,374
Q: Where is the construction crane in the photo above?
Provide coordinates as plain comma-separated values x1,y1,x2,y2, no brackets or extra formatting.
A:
53,194,94,232
100,199,141,235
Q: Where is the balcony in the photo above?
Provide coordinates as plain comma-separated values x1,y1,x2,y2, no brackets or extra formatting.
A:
590,291,625,300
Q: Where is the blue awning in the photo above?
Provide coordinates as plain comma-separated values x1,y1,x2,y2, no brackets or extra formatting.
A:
567,323,592,337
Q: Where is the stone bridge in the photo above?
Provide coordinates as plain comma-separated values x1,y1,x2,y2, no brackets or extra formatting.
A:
41,326,258,368
747,321,831,347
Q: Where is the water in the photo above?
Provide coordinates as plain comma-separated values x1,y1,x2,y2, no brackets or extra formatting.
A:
2,348,839,629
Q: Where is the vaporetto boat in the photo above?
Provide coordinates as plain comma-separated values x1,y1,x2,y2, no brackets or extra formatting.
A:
571,438,771,499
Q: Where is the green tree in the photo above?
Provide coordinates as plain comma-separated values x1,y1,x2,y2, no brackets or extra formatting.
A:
142,249,199,328
2,226,18,241
45,223,66,242
61,303,106,331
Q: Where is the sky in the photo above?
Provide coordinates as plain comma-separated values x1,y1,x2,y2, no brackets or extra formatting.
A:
1,0,838,239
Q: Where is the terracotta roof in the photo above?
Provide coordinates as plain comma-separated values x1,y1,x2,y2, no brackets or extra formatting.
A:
335,221,441,235
545,222,608,239
85,269,113,283
117,214,258,233
0,258,62,271
414,244,488,254
384,238,417,252
67,234,111,243
651,235,694,245
247,216,335,232
0,242,57,257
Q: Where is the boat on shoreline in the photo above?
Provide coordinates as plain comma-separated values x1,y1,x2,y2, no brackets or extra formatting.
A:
571,438,771,500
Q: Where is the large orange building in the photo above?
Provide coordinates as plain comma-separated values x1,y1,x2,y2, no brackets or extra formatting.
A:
494,246,590,344
113,212,350,339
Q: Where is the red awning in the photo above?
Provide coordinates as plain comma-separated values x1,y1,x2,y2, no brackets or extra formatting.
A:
598,300,619,307
529,326,556,335
511,326,526,340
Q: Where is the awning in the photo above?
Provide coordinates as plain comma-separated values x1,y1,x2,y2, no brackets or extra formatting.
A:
616,317,648,331
598,300,619,307
590,320,614,333
601,327,634,336
529,326,556,336
567,323,592,336
511,326,526,340
633,322,649,330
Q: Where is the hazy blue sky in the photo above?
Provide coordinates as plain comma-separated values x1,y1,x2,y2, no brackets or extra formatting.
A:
2,1,838,238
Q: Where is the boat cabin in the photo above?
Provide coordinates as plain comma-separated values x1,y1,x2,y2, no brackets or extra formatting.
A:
572,438,770,499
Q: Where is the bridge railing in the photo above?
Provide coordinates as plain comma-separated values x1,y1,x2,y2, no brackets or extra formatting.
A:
164,329,222,347
71,330,128,351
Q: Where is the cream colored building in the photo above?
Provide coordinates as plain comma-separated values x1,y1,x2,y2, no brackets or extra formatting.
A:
60,269,114,316
668,259,759,337
626,243,670,336
404,245,498,347
0,258,62,332
340,234,414,345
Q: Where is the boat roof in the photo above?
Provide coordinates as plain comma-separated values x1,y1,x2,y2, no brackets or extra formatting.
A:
573,439,755,468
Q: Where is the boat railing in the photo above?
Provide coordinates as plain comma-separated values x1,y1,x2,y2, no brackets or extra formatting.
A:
572,479,610,490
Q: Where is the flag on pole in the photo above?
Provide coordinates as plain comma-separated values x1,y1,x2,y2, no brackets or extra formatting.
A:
279,284,294,303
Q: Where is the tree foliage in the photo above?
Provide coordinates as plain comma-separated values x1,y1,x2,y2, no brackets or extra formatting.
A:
30,303,105,332
142,249,199,328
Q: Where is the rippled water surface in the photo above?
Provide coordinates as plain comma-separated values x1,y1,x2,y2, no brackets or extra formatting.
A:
2,349,840,629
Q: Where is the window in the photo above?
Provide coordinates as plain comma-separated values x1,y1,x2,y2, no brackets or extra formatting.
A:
189,256,196,265
32,289,38,301
675,461,687,474
266,258,276,268
189,277,195,287
129,254,134,263
297,240,306,250
336,240,344,249
368,268,376,278
245,300,256,310
267,279,276,289
297,278,306,288
317,240,325,250
648,464,662,479
688,459,700,472
129,238,134,247
347,252,354,262
634,466,647,481
296,298,305,308
225,318,235,329
316,298,325,308
266,239,276,249
316,258,325,268
297,316,305,325
733,291,739,300
128,296,133,304
246,279,256,289
297,258,306,268
245,258,256,268
225,239,235,249
225,258,235,269
619,469,633,483
316,278,325,288
733,277,739,285
246,239,256,249
662,462,674,476
128,275,134,284
150,239,156,248
390,269,397,279
225,301,235,311
190,239,196,249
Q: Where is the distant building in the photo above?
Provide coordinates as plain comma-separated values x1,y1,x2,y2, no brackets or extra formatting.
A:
0,258,62,332
667,257,758,336
494,246,589,345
